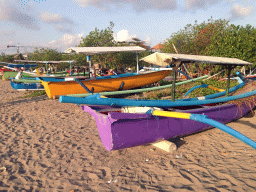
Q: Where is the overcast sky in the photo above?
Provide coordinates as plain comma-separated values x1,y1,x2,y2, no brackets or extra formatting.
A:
0,0,255,54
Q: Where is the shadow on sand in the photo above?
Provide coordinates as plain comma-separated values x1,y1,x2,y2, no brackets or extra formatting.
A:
0,95,48,107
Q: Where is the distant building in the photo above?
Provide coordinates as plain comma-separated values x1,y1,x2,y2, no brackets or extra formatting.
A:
152,44,163,52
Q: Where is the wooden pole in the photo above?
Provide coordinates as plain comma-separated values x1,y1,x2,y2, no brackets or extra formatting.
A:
69,61,72,75
87,56,91,78
136,53,139,74
171,44,179,102
171,67,177,102
171,60,182,102
46,62,48,75
203,69,224,81
172,43,178,54
172,43,189,77
226,65,232,96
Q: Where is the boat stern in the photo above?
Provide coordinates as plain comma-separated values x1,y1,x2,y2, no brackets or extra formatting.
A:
40,81,53,99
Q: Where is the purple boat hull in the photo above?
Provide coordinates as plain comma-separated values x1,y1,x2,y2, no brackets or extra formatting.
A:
81,101,255,151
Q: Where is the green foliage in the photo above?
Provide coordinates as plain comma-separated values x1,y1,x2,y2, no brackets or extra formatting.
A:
141,79,239,100
162,18,231,75
23,90,46,98
29,48,76,70
206,24,256,68
112,50,152,71
162,18,229,55
188,79,238,98
77,21,151,70
62,53,88,67
80,21,115,47
78,22,116,68
162,17,256,74
0,54,15,62
30,48,62,61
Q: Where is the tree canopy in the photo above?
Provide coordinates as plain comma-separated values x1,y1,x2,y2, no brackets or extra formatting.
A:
206,24,256,65
29,48,62,61
78,22,150,70
79,21,115,47
162,18,256,73
162,18,230,55
0,54,15,63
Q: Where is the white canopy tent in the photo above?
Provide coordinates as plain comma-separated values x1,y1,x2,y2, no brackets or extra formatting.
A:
65,46,146,55
140,52,252,101
65,46,146,73
140,52,252,66
14,60,75,64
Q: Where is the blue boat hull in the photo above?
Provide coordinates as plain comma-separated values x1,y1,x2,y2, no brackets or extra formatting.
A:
11,79,44,90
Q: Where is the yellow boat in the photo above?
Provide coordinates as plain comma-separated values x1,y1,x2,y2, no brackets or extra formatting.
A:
41,70,170,99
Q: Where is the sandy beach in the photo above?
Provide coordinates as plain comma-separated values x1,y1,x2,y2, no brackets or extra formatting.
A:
0,80,256,192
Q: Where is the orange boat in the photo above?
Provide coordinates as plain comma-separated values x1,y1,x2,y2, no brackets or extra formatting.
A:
41,70,171,99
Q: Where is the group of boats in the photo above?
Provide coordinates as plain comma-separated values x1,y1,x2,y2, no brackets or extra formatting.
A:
1,46,256,152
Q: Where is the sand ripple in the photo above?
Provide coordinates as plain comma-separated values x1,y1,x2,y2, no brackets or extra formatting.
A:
0,80,256,191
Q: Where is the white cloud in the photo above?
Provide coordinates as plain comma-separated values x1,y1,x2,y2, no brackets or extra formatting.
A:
54,25,73,34
39,12,63,23
144,35,151,46
39,12,75,25
1,30,16,37
73,0,177,12
114,29,152,46
116,30,137,42
0,32,84,55
39,11,75,33
0,0,39,30
45,33,84,52
186,0,220,10
116,30,129,42
230,4,253,19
